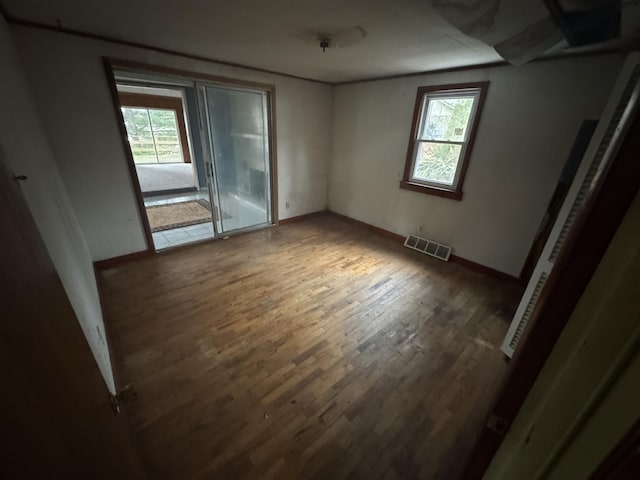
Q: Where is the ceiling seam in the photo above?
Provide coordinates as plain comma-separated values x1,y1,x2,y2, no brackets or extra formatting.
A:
4,11,626,87
335,49,625,85
6,15,332,86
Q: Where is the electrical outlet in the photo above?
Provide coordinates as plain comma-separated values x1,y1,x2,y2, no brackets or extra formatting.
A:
285,202,290,209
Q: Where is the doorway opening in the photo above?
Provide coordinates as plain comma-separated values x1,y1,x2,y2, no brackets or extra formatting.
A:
110,64,276,251
117,84,212,249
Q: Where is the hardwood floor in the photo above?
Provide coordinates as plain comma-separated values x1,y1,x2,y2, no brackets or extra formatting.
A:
100,215,522,479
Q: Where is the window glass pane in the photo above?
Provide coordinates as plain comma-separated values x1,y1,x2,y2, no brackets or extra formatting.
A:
122,107,156,164
412,142,462,185
148,109,183,163
420,96,475,142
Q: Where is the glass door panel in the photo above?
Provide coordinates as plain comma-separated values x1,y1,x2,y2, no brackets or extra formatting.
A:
201,85,271,233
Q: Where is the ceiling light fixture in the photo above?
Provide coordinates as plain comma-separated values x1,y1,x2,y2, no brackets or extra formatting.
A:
296,26,367,53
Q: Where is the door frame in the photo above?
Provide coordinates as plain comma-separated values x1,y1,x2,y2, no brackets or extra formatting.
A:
102,57,279,254
459,78,640,478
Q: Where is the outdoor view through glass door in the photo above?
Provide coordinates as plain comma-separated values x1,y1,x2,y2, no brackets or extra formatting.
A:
201,85,272,234
118,85,213,250
114,73,274,251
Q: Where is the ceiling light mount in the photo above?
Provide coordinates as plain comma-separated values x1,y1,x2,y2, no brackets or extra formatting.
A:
298,26,367,53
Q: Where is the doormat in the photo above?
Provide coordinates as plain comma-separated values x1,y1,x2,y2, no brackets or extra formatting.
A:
146,199,229,233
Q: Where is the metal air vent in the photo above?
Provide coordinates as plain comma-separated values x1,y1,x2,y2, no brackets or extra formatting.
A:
405,234,451,261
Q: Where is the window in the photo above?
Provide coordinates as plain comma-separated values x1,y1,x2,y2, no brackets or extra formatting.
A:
121,107,184,164
118,92,192,165
401,82,488,200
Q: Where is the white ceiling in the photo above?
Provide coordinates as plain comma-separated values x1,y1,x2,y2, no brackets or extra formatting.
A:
2,0,638,83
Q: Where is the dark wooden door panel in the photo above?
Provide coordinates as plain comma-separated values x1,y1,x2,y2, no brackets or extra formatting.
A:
0,146,146,479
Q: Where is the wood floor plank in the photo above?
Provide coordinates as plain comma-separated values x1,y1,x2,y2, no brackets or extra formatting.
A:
100,215,521,479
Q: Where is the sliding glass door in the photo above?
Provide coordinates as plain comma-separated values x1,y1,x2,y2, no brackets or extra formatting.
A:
200,84,272,234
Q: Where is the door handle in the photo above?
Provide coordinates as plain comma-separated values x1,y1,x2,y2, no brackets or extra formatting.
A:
13,175,28,181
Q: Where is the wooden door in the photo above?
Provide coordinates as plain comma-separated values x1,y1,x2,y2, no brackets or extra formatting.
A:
0,146,146,479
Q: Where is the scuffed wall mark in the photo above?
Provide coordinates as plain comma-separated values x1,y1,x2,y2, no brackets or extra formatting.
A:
524,425,535,445
96,325,105,346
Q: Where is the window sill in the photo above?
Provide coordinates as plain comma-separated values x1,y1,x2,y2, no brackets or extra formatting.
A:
399,181,463,201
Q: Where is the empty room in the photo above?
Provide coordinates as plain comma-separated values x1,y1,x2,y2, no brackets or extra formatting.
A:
2,1,639,479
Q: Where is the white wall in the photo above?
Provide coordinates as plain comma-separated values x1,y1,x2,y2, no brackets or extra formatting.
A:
10,24,624,277
12,26,333,261
0,19,115,393
329,55,623,276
